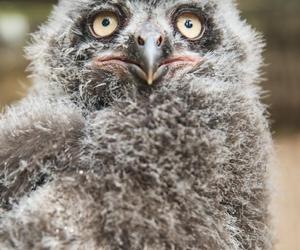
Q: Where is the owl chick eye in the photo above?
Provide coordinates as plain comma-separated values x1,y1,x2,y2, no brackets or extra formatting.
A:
90,12,119,38
176,13,204,40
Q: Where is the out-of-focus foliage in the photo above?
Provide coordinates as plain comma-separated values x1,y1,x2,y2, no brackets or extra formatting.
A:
0,0,299,131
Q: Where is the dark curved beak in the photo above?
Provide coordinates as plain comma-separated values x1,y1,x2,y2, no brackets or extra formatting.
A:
132,23,165,85
139,37,163,85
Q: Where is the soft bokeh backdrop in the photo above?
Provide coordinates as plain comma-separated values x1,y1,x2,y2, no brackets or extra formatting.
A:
0,1,299,249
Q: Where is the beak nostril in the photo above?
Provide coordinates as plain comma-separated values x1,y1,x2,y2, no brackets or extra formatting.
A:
157,36,163,47
137,36,145,46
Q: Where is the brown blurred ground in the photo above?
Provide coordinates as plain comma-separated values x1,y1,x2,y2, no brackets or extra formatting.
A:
0,1,299,249
273,135,300,250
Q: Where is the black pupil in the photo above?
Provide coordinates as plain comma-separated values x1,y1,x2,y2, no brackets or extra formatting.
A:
185,20,193,29
102,18,110,27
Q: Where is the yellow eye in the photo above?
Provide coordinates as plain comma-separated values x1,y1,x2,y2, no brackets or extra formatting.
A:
176,13,203,40
91,12,119,38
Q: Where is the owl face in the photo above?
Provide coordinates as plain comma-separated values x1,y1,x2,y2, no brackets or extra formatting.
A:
84,1,218,85
30,0,262,109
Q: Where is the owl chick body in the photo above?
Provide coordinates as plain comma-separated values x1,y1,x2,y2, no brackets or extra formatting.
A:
0,0,273,249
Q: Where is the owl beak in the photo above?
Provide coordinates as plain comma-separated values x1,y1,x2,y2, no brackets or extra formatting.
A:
140,36,163,85
134,26,165,85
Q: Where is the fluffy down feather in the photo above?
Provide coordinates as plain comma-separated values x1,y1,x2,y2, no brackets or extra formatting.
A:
0,0,273,249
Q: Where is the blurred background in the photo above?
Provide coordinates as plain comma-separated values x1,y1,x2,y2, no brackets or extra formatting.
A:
0,0,299,249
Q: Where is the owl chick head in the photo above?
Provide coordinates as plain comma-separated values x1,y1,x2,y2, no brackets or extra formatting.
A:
28,0,263,109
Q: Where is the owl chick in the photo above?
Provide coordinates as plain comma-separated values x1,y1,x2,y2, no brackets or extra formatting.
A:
0,0,273,249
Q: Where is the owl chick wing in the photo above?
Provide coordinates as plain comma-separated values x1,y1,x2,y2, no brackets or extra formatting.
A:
0,93,84,210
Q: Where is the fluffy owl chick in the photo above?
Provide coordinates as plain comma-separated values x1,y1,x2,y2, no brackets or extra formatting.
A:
0,0,273,249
